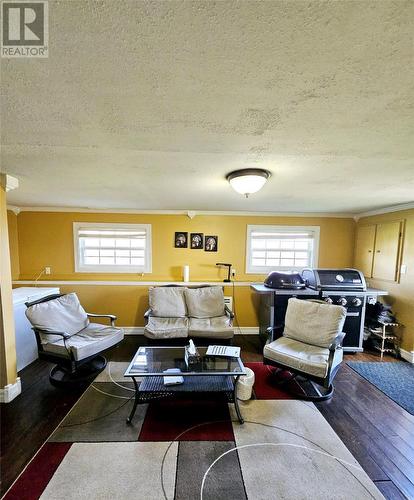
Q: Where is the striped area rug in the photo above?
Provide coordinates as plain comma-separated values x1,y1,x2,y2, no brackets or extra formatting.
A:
5,362,383,500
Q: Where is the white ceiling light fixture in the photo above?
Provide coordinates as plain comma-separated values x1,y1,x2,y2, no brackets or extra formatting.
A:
226,168,271,198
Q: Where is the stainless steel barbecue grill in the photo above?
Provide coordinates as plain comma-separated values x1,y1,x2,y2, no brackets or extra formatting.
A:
301,268,367,352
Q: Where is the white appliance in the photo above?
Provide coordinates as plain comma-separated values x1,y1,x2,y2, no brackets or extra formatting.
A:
13,287,60,371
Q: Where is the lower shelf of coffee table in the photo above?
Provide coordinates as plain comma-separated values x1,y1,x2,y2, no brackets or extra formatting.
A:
138,375,234,393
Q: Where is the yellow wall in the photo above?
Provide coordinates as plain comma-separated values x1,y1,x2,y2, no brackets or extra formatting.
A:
17,212,355,281
12,211,355,328
7,210,19,281
357,208,414,352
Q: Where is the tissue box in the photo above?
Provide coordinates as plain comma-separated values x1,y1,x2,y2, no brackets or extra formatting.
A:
184,345,201,369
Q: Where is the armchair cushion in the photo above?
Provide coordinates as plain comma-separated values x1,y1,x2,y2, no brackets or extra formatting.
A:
44,323,124,361
189,316,233,339
184,286,225,318
264,337,343,378
25,293,89,344
284,298,346,348
144,317,188,339
149,287,187,318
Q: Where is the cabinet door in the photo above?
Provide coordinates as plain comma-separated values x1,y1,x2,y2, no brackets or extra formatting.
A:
372,221,402,281
354,225,376,277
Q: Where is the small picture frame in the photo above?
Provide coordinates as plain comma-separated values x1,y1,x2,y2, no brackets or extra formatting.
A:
174,232,188,248
190,233,204,249
205,235,218,252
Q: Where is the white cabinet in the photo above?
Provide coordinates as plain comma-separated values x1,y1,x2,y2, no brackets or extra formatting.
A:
13,287,60,371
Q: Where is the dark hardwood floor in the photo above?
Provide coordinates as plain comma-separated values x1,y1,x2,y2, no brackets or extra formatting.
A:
1,335,413,499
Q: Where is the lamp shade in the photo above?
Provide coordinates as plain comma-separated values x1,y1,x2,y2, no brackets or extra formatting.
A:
226,169,270,197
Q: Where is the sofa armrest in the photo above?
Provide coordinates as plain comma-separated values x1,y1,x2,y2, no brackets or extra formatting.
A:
224,305,234,319
87,313,117,327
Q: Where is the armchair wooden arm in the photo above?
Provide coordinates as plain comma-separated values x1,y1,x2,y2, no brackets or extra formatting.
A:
87,313,117,327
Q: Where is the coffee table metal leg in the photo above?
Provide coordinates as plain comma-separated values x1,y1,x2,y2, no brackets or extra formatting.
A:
233,375,244,424
126,376,139,424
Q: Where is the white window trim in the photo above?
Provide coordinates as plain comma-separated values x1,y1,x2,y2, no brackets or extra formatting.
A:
73,222,152,274
245,224,320,274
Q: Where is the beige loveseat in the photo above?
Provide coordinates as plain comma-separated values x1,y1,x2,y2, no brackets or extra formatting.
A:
144,285,234,340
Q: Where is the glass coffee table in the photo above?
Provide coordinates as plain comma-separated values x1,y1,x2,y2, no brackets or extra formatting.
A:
124,346,247,424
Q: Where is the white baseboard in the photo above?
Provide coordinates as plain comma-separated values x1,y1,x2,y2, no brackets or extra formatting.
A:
234,327,260,335
400,348,414,363
123,327,145,335
121,326,259,336
0,377,21,403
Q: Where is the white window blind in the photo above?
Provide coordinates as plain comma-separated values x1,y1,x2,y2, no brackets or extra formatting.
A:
74,223,152,273
246,225,319,273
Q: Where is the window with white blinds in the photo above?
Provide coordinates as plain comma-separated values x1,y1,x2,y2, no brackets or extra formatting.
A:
73,223,152,273
246,225,319,273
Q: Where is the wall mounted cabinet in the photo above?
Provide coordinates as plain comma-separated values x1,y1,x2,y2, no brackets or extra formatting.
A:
354,224,376,277
354,220,403,282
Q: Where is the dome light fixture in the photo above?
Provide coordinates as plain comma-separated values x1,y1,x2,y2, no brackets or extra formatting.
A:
226,168,271,198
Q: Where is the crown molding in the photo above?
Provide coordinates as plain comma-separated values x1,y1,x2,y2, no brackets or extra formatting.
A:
5,205,355,218
6,205,21,215
8,202,414,219
354,202,414,221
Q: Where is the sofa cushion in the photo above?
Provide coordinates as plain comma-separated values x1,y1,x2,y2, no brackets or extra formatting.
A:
25,293,89,344
264,336,343,378
149,287,187,318
184,286,225,318
144,317,189,339
44,323,124,361
284,298,346,348
188,316,234,339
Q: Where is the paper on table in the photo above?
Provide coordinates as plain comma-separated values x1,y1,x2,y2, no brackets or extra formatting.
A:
206,345,240,357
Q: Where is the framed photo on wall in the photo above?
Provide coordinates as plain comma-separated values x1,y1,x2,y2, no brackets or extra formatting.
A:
190,233,204,249
174,232,188,248
205,235,218,252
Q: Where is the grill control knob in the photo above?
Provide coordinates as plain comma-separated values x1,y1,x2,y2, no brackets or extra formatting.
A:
352,298,362,307
324,297,333,304
337,297,348,306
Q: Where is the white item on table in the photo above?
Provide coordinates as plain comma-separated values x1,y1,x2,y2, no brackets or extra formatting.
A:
188,339,196,355
163,368,184,385
206,345,240,358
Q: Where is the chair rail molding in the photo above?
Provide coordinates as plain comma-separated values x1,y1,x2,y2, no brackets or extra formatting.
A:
0,377,21,403
13,280,254,287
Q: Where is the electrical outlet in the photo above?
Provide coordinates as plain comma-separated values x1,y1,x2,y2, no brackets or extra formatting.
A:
400,264,407,275
231,268,236,277
45,267,51,275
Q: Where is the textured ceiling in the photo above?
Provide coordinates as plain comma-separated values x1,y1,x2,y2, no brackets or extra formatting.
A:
1,0,414,213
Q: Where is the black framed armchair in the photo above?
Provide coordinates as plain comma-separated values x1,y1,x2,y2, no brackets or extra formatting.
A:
25,293,124,387
263,298,346,401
